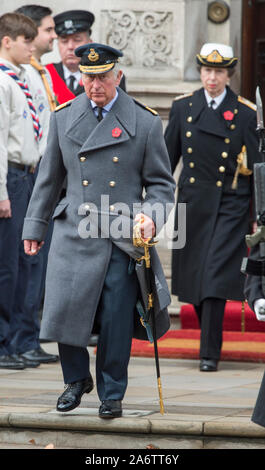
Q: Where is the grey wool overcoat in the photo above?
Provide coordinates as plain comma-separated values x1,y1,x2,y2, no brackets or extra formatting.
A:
22,88,176,348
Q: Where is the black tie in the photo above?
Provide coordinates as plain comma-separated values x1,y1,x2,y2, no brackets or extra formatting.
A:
209,99,216,109
68,75,76,93
97,107,103,122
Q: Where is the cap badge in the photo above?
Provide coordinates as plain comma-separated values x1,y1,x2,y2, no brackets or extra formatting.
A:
88,48,99,62
206,50,223,63
64,20,73,29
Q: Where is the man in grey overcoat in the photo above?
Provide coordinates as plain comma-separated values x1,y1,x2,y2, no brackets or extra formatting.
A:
22,43,175,418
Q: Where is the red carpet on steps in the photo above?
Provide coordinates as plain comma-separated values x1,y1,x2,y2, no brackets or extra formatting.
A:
130,329,265,362
130,302,265,362
180,301,265,332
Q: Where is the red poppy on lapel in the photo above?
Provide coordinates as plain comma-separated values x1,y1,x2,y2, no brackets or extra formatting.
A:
112,127,122,138
223,110,234,121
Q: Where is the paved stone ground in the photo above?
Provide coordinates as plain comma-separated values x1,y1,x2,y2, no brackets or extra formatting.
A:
1,342,265,449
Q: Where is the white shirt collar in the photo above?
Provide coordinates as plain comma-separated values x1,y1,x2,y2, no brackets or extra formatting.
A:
62,64,81,82
204,88,227,109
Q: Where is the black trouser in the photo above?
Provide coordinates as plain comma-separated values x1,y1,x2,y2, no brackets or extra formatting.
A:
58,244,139,402
194,298,226,360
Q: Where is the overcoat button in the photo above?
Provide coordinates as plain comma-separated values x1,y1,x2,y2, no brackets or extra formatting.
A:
80,156,86,162
219,166,225,173
189,162,195,168
189,177,195,183
216,181,222,187
221,152,228,158
234,109,238,114
224,138,230,144
109,181,116,187
230,124,236,130
187,116,192,122
82,180,89,186
186,131,192,138
187,147,193,154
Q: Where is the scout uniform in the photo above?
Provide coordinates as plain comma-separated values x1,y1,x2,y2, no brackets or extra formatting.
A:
0,58,41,364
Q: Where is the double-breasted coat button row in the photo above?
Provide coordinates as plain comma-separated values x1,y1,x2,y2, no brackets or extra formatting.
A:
81,155,118,188
185,132,228,184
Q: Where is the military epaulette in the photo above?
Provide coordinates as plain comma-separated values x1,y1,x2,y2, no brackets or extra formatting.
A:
55,99,74,112
238,95,257,111
174,92,193,101
133,99,158,115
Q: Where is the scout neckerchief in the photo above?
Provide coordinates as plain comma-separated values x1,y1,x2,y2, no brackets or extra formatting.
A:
30,56,57,111
0,62,43,141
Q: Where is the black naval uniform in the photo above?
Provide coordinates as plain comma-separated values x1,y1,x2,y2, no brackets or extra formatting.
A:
165,85,261,360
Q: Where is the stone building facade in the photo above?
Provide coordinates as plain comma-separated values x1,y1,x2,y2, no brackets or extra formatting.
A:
1,0,242,126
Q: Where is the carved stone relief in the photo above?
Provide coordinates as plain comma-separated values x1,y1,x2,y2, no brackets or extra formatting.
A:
101,9,178,73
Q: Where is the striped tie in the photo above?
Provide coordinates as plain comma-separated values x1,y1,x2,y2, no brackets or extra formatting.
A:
0,63,43,142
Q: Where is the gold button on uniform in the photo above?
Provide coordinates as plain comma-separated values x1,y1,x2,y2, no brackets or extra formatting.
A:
189,177,195,183
109,181,116,187
221,152,228,158
187,147,193,154
189,162,195,168
224,138,230,144
109,205,115,212
219,166,225,173
80,156,86,162
216,181,222,187
112,156,119,163
82,180,89,186
230,124,236,130
186,131,192,138
234,109,238,114
187,116,192,122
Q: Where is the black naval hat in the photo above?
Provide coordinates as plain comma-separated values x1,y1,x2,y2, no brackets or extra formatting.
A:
75,43,123,74
54,9,95,36
196,43,238,68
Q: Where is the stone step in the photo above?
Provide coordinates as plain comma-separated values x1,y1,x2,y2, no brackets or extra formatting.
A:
1,413,265,450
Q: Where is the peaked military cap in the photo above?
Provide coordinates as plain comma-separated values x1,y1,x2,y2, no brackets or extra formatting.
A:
196,43,238,68
54,10,95,36
75,43,123,74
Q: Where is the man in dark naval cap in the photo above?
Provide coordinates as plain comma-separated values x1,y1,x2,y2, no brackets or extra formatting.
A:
22,43,175,418
46,10,126,104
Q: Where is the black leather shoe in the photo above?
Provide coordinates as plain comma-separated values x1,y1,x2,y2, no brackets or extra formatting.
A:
20,347,59,364
11,353,40,368
0,354,25,370
200,358,218,372
56,375,94,412
99,400,122,419
88,335,98,347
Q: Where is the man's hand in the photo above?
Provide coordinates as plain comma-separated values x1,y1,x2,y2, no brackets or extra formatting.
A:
0,199,11,218
24,239,44,256
134,213,155,242
254,298,265,321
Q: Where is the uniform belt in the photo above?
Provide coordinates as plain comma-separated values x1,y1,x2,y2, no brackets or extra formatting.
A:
8,161,36,173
